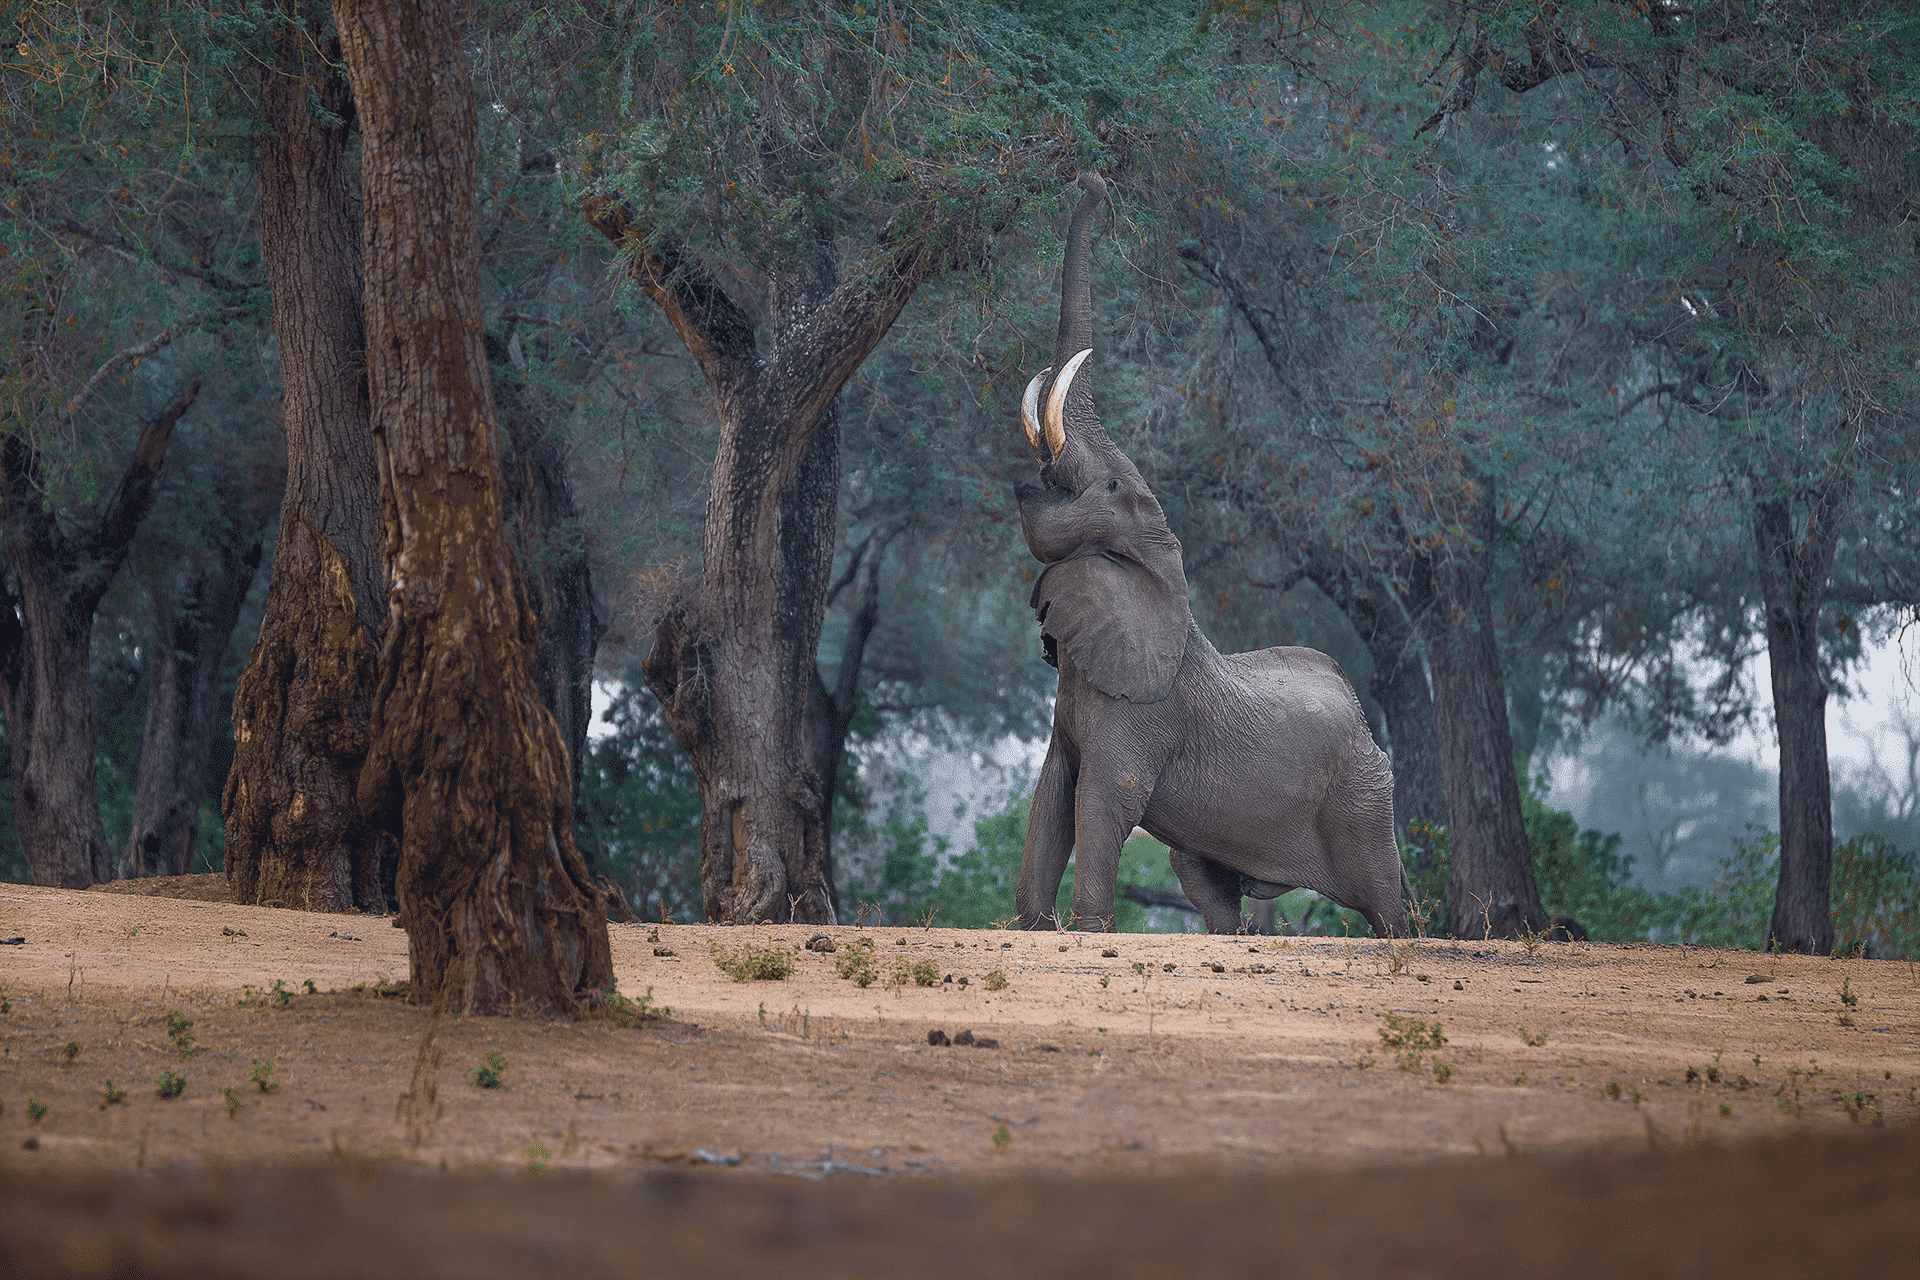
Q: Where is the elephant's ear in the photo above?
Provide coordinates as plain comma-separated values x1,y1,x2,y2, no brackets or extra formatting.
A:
1029,548,1189,703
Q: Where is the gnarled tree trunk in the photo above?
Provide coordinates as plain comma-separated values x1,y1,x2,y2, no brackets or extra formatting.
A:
1752,486,1845,955
338,0,611,1014
225,12,391,912
0,381,199,887
1418,483,1548,940
585,203,934,926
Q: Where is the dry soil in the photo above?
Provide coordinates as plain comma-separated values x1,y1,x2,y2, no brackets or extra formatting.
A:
1,877,1915,1276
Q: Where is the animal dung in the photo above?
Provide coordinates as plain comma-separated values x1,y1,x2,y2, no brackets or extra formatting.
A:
803,933,836,953
927,1029,950,1046
1102,949,1119,958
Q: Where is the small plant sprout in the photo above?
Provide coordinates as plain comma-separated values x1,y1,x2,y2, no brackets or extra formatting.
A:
103,1081,127,1106
249,1059,277,1093
1356,1054,1376,1069
155,1071,186,1099
758,1002,768,1027
984,970,1008,992
61,1040,81,1064
1842,1091,1883,1127
1718,1102,1733,1117
303,979,318,995
1517,1027,1548,1048
1099,976,1110,989
224,1086,245,1119
270,979,293,1008
27,1096,48,1123
1603,1081,1623,1101
1839,978,1858,1008
472,1049,506,1089
1432,1060,1454,1084
1513,1073,1527,1086
525,1141,552,1173
991,1124,1011,1154
165,1012,195,1059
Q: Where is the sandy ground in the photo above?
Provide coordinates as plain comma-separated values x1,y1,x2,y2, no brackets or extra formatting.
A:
2,877,1917,1275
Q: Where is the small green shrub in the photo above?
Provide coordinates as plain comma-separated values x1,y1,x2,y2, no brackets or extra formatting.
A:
709,941,796,982
102,1080,126,1106
1378,1012,1447,1072
472,1049,506,1089
164,1012,195,1059
61,1040,80,1063
983,969,1008,992
27,1096,48,1122
223,1086,245,1119
597,983,670,1024
154,1071,186,1099
1518,1027,1548,1047
249,1059,277,1093
834,946,879,987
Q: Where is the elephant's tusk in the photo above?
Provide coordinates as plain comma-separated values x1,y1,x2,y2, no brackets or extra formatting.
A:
1044,348,1092,459
1020,369,1050,453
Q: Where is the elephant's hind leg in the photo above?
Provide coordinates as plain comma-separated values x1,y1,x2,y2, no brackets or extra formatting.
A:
1168,849,1246,934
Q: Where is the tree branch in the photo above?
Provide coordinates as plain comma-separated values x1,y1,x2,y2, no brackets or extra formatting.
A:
75,378,200,616
54,324,194,435
581,197,757,388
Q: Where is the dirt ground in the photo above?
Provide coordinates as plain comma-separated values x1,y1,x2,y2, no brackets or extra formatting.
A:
2,876,1917,1276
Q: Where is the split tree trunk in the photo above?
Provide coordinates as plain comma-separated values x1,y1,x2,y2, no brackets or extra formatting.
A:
1752,488,1846,955
0,381,199,887
1330,575,1445,869
1418,484,1548,940
585,203,934,926
337,0,611,1014
225,13,391,912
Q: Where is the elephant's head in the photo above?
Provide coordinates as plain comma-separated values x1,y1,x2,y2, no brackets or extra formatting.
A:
1015,173,1192,704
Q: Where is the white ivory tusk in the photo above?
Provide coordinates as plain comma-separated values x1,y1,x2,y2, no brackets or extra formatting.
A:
1020,369,1050,452
1044,348,1092,460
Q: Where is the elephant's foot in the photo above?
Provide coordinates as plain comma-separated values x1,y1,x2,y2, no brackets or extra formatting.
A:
1168,848,1245,934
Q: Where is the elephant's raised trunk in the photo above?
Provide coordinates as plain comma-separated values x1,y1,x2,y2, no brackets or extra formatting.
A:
1049,172,1107,382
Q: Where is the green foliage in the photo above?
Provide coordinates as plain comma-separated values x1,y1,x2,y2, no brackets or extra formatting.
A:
223,1086,244,1119
1523,783,1663,943
164,1012,194,1059
248,1059,276,1093
1377,1012,1447,1073
708,941,796,983
834,941,879,988
472,1050,507,1090
1664,830,1920,958
153,1071,185,1100
26,1096,48,1123
102,1080,126,1106
596,983,669,1025
575,679,703,923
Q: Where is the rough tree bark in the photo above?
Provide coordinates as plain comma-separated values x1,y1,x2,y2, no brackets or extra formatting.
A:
0,380,200,887
225,14,392,912
584,205,936,926
1417,483,1549,940
489,339,605,807
338,0,611,1014
1752,484,1846,956
123,424,283,877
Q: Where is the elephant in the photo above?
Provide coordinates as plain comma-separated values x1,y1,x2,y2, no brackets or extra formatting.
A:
1011,173,1408,938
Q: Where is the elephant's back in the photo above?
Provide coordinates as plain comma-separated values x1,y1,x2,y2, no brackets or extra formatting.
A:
1216,645,1381,763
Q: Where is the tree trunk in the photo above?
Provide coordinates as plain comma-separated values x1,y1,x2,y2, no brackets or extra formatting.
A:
800,535,887,922
124,536,268,878
338,0,611,1014
1418,485,1548,940
225,14,392,912
1752,488,1845,955
1338,577,1445,870
0,382,199,888
491,342,605,808
587,196,934,926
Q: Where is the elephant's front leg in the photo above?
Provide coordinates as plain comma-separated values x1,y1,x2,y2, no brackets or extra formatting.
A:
1016,737,1076,929
1169,849,1247,934
1067,769,1151,932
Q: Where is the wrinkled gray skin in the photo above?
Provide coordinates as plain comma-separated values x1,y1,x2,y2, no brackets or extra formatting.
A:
1014,174,1408,937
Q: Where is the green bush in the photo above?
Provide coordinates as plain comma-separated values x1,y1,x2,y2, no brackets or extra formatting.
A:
709,941,796,982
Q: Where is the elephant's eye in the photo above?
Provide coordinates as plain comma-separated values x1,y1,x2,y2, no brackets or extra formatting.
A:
1107,477,1120,493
